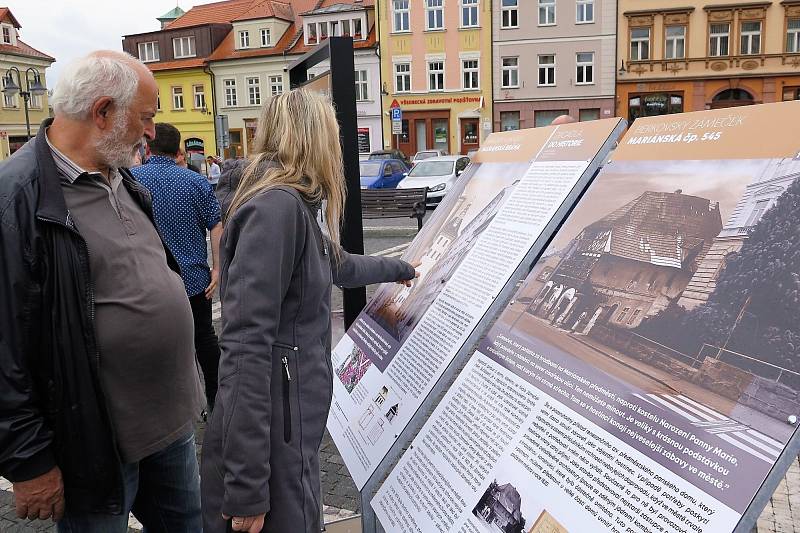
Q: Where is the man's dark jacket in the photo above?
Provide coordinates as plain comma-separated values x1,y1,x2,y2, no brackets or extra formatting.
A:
0,120,181,513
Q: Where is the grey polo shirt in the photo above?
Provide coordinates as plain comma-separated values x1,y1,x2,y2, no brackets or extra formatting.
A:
47,133,203,463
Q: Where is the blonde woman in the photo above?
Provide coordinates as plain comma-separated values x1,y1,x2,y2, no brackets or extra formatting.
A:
200,89,417,533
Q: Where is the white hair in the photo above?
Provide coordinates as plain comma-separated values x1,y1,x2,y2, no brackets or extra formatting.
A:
50,51,145,120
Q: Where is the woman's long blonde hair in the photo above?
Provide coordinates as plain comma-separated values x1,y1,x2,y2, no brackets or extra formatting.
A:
227,89,346,245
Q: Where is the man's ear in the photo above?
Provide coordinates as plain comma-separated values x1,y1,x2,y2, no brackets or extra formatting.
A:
91,97,114,129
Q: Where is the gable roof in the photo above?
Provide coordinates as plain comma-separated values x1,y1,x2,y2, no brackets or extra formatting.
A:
0,7,21,28
584,191,722,269
166,0,257,29
302,1,373,16
0,39,54,62
232,0,294,22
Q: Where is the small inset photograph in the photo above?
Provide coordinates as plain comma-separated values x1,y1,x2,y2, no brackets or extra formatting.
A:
472,480,526,533
335,344,372,394
528,510,569,533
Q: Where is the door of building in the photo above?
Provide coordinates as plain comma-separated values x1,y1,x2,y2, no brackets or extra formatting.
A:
393,110,451,158
225,129,244,159
460,118,480,155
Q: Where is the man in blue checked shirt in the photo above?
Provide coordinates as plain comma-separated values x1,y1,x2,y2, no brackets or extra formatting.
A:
132,123,222,414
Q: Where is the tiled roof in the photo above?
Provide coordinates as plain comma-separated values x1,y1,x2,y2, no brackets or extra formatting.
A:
146,58,206,71
0,7,21,28
585,191,722,269
166,0,257,29
0,39,54,61
208,22,299,61
233,0,294,22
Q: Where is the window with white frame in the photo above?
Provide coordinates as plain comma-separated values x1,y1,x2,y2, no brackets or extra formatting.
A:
665,26,686,59
788,19,800,53
576,0,593,23
269,75,284,96
261,28,271,46
307,23,318,43
319,21,329,40
630,27,650,60
355,70,369,101
247,77,261,106
239,30,250,48
462,59,479,89
393,0,410,32
538,54,555,86
224,79,237,107
539,0,556,26
30,93,42,109
173,36,196,58
395,63,411,92
193,85,206,109
740,21,761,55
709,23,730,56
576,52,593,84
501,57,519,88
172,86,184,110
462,0,479,27
428,61,444,91
138,41,160,62
1,24,13,45
353,18,363,37
501,0,518,28
426,0,444,30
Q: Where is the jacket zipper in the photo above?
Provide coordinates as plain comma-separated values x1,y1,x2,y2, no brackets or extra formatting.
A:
282,353,292,443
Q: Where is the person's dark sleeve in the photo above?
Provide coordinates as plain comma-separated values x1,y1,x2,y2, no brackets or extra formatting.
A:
330,239,415,289
0,199,55,482
216,190,305,517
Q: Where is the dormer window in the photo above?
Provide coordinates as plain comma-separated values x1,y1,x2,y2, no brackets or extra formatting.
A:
260,28,271,46
1,24,15,45
173,36,196,58
305,16,366,45
239,30,250,49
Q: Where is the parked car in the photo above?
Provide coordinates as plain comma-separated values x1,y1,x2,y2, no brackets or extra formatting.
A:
397,155,470,205
359,159,408,189
369,149,411,169
412,150,446,165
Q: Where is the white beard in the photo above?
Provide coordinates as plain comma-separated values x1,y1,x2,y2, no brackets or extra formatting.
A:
95,115,140,169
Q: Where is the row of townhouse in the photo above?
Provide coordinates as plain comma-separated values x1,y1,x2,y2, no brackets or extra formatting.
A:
123,0,800,160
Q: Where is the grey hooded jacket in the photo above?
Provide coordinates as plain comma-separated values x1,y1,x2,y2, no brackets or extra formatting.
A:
201,186,415,533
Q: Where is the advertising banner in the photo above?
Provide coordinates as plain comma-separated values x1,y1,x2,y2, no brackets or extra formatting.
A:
372,101,800,532
327,118,626,488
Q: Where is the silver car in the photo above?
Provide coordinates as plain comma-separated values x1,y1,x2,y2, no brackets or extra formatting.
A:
397,155,470,205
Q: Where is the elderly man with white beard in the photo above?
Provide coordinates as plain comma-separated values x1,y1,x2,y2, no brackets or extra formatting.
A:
0,50,204,532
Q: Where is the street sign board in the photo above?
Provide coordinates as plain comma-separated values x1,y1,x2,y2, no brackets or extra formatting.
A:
391,107,402,122
391,120,402,135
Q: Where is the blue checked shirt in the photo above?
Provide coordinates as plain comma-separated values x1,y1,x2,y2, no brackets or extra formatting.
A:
131,156,221,297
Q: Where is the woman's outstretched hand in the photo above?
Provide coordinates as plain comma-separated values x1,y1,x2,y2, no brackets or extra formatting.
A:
397,260,421,287
223,513,265,532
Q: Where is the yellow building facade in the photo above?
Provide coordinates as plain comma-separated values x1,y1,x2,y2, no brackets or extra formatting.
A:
377,0,493,157
617,0,800,122
151,66,217,157
0,8,54,160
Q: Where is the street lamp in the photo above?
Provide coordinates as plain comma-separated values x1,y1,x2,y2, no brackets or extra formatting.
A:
2,66,47,141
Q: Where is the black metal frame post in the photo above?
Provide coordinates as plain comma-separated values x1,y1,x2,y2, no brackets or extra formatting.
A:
289,37,366,329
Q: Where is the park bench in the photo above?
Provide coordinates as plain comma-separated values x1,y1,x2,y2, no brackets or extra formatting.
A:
361,187,428,231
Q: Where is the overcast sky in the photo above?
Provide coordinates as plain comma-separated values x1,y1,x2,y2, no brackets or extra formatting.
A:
7,1,207,88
